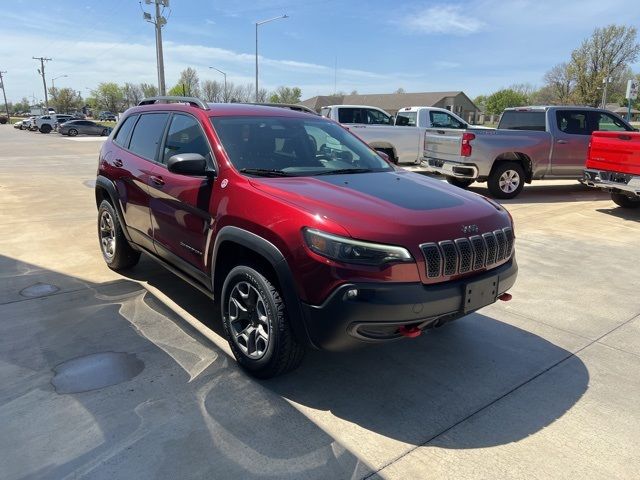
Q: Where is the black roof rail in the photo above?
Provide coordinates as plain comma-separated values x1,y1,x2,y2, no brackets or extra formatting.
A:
138,96,210,110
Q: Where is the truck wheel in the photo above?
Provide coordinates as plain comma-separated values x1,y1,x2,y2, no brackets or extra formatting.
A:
221,265,305,378
97,200,140,270
488,162,524,199
447,177,474,189
39,124,52,134
611,192,640,209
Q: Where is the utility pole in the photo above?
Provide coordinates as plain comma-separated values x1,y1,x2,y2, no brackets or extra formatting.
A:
0,71,10,120
142,0,169,96
32,57,52,108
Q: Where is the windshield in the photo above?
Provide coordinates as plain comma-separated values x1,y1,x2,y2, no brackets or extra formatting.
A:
210,116,394,176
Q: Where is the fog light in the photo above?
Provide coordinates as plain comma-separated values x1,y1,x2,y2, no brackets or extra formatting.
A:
346,289,358,299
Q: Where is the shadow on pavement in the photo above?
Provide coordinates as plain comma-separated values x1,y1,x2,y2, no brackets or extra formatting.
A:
469,182,610,205
595,206,640,222
0,254,589,479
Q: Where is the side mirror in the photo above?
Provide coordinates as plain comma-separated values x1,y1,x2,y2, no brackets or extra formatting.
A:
167,153,215,178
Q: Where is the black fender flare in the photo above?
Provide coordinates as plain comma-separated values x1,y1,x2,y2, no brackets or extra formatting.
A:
95,175,133,243
212,226,313,347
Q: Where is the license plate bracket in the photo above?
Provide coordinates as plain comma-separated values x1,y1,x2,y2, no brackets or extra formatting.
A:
464,275,499,313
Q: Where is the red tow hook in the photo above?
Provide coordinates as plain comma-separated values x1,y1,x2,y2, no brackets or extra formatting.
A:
398,326,422,338
498,293,513,302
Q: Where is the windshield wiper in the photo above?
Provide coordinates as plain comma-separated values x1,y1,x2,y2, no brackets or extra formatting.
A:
313,168,373,176
239,168,294,177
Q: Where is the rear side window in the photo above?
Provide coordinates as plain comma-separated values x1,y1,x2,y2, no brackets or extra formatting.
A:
556,111,589,135
162,114,211,164
499,111,546,131
128,113,169,160
113,115,137,147
338,108,364,124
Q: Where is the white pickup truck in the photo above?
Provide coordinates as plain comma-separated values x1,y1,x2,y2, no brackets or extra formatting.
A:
35,114,73,133
320,105,469,164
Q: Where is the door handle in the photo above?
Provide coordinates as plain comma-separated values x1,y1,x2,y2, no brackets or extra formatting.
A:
150,175,165,187
113,158,123,167
556,140,568,144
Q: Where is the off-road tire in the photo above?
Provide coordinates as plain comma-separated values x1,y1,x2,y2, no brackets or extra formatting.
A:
611,192,640,209
488,162,525,199
221,265,305,378
97,200,140,270
447,177,474,189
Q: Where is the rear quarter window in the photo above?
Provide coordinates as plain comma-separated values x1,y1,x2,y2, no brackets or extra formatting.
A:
128,113,169,161
113,115,137,147
499,111,546,131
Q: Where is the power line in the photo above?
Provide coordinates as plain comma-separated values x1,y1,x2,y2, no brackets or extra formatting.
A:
32,57,52,108
0,71,10,119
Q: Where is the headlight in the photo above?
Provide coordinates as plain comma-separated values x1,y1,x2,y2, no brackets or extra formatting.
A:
303,228,412,266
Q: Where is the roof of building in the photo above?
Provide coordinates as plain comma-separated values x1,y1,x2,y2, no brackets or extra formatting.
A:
605,103,640,114
300,91,479,113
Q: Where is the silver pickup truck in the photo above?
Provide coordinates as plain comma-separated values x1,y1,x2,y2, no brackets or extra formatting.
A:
422,106,637,198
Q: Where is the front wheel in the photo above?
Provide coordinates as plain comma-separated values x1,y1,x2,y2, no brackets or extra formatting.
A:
611,192,640,209
221,265,305,378
487,162,525,199
40,124,52,134
68,128,78,137
97,200,140,270
446,177,474,189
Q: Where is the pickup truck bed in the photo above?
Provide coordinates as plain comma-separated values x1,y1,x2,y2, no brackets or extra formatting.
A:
583,131,640,208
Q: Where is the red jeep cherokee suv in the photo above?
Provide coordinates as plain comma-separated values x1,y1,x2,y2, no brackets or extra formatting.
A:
95,96,518,378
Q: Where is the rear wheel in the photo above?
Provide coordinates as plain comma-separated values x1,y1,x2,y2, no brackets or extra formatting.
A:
40,124,52,134
446,177,474,189
97,200,140,270
611,192,640,209
488,162,525,199
221,265,305,378
68,128,78,137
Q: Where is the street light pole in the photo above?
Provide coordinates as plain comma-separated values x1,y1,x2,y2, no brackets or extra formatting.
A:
0,70,10,120
51,74,68,91
255,14,288,102
209,67,227,101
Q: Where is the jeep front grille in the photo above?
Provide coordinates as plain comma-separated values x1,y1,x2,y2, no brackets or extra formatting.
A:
420,227,514,279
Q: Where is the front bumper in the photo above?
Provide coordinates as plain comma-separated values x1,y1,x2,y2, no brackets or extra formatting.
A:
583,169,640,196
420,158,479,179
301,258,517,351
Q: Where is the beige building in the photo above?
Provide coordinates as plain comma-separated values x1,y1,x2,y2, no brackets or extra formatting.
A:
300,91,480,123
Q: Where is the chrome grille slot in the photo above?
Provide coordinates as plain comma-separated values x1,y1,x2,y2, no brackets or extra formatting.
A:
439,241,458,276
483,232,498,265
421,243,441,278
503,227,514,258
455,238,473,273
470,235,486,270
494,229,507,261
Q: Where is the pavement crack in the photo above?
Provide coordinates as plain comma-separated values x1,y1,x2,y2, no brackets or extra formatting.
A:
364,309,640,480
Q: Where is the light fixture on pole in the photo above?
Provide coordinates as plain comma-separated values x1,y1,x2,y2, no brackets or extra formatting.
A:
209,66,227,102
142,0,170,96
601,75,613,108
51,74,68,90
255,14,288,102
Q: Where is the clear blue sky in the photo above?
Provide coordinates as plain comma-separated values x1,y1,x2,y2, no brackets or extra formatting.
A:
1,0,639,104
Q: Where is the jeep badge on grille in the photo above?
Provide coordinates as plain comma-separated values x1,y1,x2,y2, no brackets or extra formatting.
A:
461,224,479,234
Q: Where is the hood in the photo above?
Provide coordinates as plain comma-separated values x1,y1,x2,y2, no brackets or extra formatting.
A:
249,170,511,248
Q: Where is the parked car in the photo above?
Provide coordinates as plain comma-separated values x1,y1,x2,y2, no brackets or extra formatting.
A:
13,120,23,129
321,105,470,164
422,106,637,198
22,116,38,131
583,130,640,208
0,115,7,124
59,119,111,136
98,111,116,121
35,114,73,133
95,96,517,378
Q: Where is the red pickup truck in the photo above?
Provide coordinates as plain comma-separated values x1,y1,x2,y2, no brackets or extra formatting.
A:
583,131,640,208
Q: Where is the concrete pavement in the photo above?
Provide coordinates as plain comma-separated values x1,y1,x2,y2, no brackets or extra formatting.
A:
1,125,639,479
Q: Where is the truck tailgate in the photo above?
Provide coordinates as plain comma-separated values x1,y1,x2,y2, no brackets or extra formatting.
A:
587,131,640,175
423,129,464,162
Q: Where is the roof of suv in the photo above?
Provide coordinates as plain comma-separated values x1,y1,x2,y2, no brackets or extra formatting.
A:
129,100,323,119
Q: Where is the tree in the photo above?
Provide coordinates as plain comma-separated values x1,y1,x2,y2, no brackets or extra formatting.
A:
173,67,200,97
543,63,575,104
350,89,359,95
48,87,82,113
231,84,254,103
570,25,640,106
93,82,125,112
201,79,224,102
529,85,558,105
268,86,302,104
473,95,488,112
256,87,269,103
122,83,143,108
140,83,158,98
394,87,406,94
12,97,30,114
485,89,528,114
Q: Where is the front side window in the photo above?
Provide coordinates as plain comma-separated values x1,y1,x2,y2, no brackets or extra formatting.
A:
320,107,331,118
162,114,211,164
396,112,417,126
430,112,465,129
128,113,169,160
591,112,632,132
211,116,393,176
365,109,391,125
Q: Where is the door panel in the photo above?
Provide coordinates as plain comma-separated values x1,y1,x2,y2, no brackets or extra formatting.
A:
551,110,590,175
